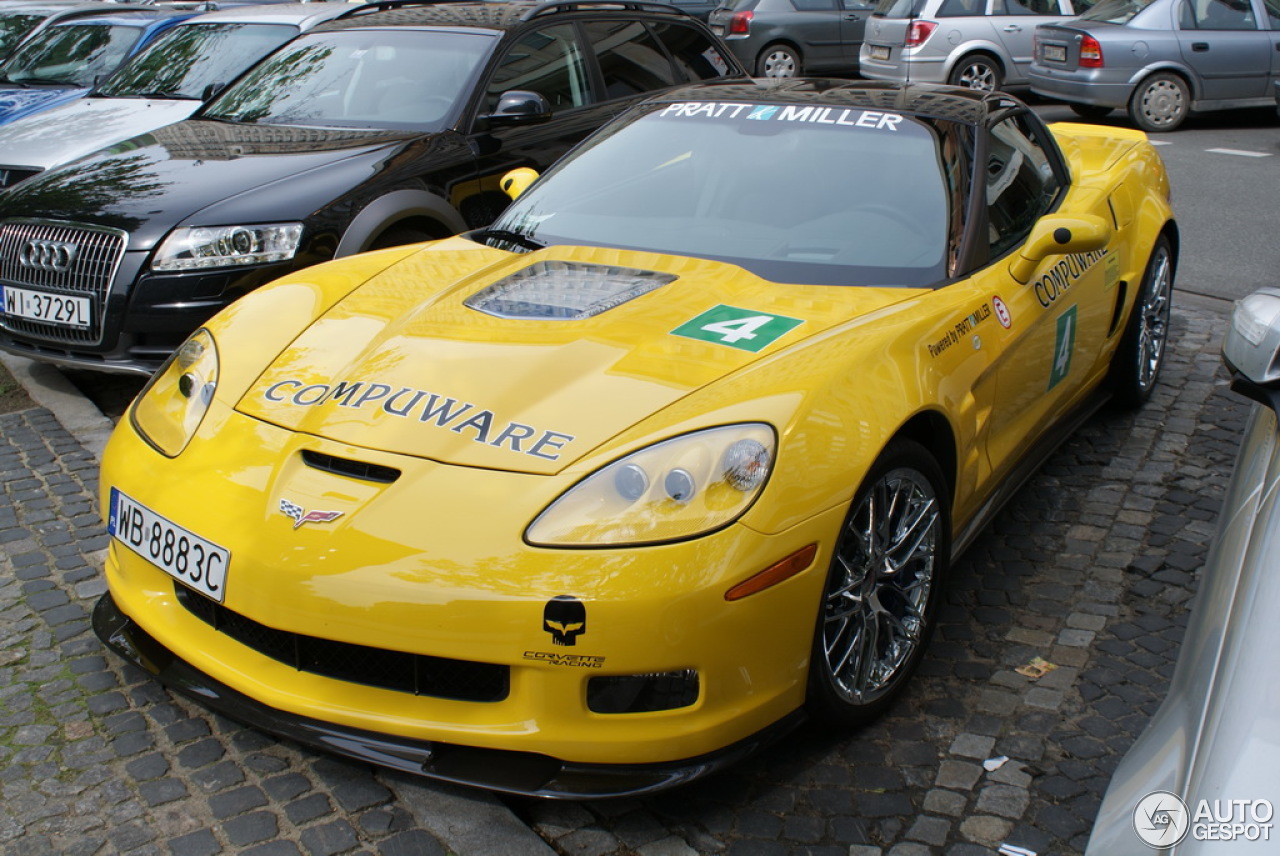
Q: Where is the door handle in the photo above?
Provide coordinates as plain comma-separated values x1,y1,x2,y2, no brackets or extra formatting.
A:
844,13,863,20
1002,24,1022,32
1192,42,1209,51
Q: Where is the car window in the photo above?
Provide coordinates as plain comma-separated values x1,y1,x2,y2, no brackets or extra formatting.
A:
938,0,986,15
793,0,839,11
1265,0,1280,25
1182,0,1258,28
1000,0,1062,13
874,0,930,16
584,21,677,98
485,102,951,287
647,22,736,81
98,22,297,99
204,29,493,130
1,22,142,86
487,24,591,113
0,13,44,57
1078,0,1158,22
984,113,1060,259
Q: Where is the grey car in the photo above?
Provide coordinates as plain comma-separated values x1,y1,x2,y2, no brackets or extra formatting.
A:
706,0,874,77
1084,288,1280,855
1030,0,1280,131
859,0,1094,91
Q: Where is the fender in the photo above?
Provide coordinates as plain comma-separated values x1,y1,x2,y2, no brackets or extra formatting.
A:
335,188,467,257
942,41,1011,80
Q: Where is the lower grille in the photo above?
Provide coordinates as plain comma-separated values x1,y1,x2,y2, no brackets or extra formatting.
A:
175,584,509,703
0,219,127,345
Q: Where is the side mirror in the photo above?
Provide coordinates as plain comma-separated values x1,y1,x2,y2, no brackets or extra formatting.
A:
1007,214,1111,284
201,81,225,102
500,167,540,200
483,90,552,127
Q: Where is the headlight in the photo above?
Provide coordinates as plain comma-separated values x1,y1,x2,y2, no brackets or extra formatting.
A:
130,328,219,456
526,424,775,547
151,223,303,271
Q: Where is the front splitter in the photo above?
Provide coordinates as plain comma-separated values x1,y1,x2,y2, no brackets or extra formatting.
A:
92,592,803,799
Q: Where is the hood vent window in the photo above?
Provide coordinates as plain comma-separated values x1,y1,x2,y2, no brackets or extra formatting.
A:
464,260,675,320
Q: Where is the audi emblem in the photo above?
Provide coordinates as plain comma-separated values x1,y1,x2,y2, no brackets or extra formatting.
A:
19,239,78,273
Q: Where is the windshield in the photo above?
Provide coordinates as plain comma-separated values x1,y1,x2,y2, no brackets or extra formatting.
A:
1078,0,1157,22
0,13,44,58
485,101,951,287
98,22,296,99
0,22,142,86
202,29,493,130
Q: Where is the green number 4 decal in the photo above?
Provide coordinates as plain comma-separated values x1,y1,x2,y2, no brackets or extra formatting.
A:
1048,304,1077,391
672,305,804,353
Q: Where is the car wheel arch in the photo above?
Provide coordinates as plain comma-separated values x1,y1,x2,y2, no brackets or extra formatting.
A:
890,410,958,515
945,47,1008,86
335,188,467,257
756,41,803,77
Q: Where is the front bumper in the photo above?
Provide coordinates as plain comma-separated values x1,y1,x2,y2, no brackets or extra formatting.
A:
94,592,803,798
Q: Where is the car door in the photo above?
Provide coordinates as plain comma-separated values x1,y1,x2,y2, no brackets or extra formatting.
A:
986,0,1073,84
462,21,619,227
786,0,855,70
1176,0,1273,100
974,112,1114,476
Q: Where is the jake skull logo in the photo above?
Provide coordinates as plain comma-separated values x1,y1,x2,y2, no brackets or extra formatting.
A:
279,498,343,529
543,596,586,646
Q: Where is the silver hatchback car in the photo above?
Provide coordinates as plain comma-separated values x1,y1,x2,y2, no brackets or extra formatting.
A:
859,0,1095,91
1030,0,1280,131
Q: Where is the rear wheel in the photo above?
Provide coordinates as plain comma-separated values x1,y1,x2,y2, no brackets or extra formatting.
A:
806,440,949,726
1069,103,1113,122
948,54,1001,91
1128,73,1189,132
1109,235,1173,409
757,43,800,78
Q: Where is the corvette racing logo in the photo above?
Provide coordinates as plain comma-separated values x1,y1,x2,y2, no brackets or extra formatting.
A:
279,499,343,529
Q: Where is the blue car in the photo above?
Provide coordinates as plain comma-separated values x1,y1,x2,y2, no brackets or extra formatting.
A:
0,6,196,127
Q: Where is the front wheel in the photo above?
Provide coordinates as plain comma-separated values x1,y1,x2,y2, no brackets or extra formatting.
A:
1129,73,1189,132
757,43,800,78
948,54,1002,91
806,440,949,727
1109,235,1174,409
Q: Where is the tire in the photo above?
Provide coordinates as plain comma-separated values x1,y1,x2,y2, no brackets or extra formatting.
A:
1128,73,1189,132
757,43,800,78
806,439,949,727
1069,103,1113,122
947,54,1002,91
1109,235,1174,409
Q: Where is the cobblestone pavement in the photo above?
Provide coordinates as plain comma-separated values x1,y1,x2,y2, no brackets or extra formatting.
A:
13,295,1246,855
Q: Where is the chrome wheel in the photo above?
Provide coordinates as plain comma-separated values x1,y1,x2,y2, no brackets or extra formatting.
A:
1110,235,1175,409
1130,73,1188,132
820,463,941,707
949,55,1001,91
1134,241,1172,394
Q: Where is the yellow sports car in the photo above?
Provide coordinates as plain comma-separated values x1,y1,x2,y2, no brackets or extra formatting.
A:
93,80,1176,798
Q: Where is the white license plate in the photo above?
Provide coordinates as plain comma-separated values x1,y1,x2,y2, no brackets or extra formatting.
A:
109,487,230,603
711,23,724,35
871,45,891,61
0,284,91,328
1043,44,1066,62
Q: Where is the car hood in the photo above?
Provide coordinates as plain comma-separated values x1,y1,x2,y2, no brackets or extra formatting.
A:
0,97,199,171
0,84,85,126
0,119,418,249
235,244,920,475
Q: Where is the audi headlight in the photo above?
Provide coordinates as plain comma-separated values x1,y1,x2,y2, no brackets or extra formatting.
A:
151,223,303,271
526,424,775,547
130,328,219,457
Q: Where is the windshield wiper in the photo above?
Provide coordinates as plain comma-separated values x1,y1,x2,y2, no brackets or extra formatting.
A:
470,228,545,251
130,90,201,100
